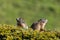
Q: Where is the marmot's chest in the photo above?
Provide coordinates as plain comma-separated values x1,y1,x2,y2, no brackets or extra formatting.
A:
33,23,44,31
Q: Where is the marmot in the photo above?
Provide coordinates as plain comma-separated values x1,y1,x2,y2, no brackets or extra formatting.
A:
31,18,48,31
16,17,28,29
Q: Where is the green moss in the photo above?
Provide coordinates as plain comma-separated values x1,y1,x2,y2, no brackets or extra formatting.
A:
0,24,60,40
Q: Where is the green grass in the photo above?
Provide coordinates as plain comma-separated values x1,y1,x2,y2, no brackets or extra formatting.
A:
0,0,60,31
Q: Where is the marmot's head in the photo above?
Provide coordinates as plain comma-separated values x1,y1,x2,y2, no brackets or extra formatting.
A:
16,17,25,25
38,18,48,24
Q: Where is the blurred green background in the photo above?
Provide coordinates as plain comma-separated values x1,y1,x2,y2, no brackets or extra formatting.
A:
0,0,60,31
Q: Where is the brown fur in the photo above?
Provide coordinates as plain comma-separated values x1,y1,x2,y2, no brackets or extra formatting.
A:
31,18,48,31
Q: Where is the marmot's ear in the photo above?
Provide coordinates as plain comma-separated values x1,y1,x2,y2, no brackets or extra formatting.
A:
16,18,19,21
